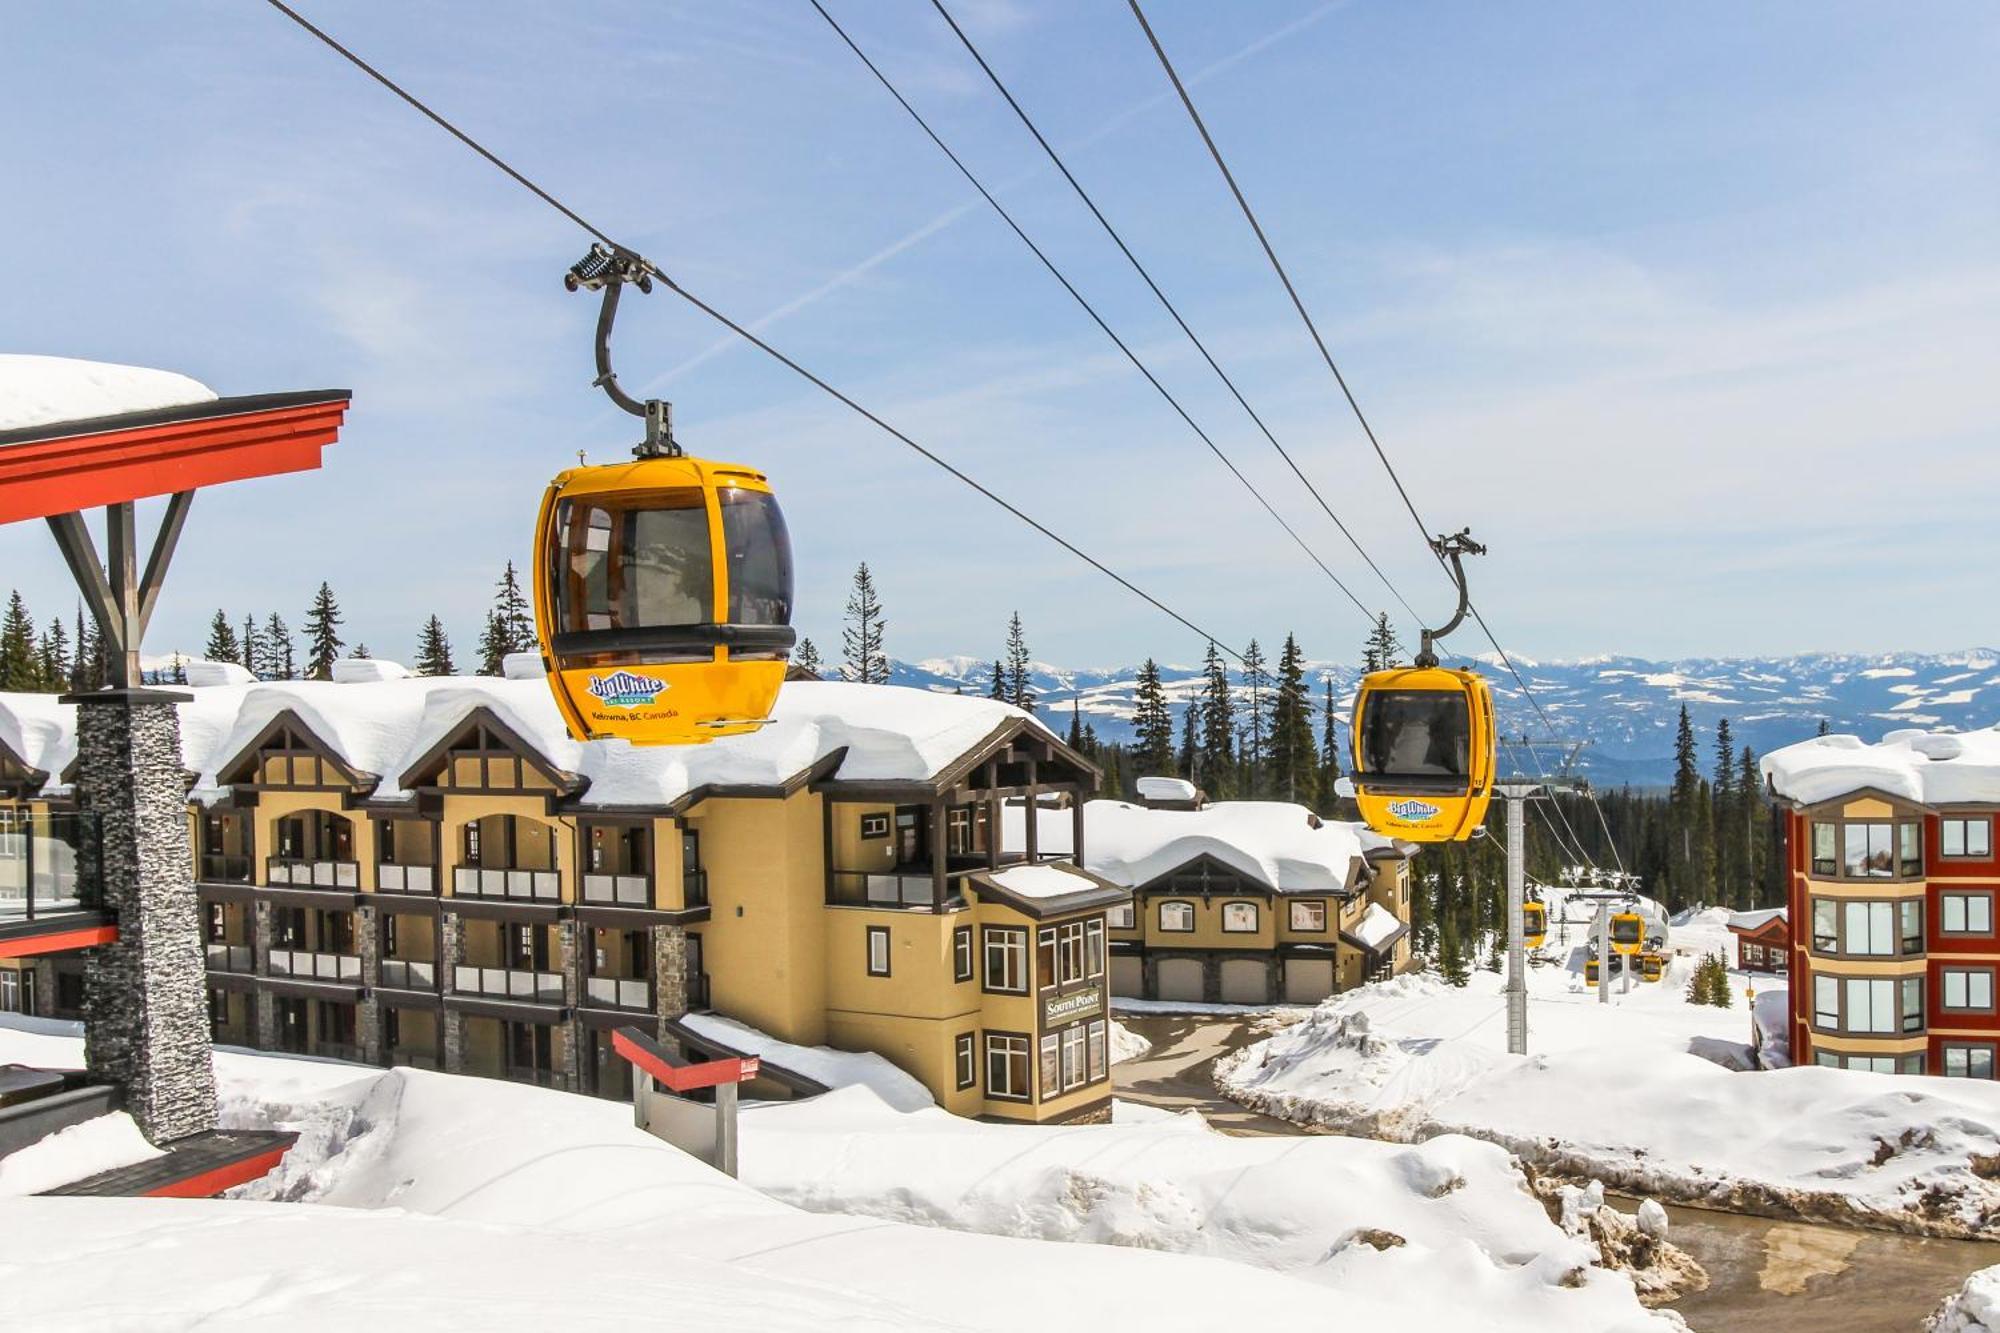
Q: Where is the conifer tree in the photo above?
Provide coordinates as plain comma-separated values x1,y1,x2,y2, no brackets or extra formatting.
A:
987,659,1007,701
1066,698,1084,749
1199,642,1234,798
1437,911,1470,987
204,610,241,664
1177,702,1200,783
0,591,40,690
37,617,70,692
242,613,263,679
1740,745,1771,904
1238,639,1268,798
1816,718,1830,737
793,638,822,678
352,643,371,660
1267,634,1318,806
1004,612,1034,713
1363,613,1402,672
479,562,534,674
1712,718,1739,904
264,612,296,680
840,562,888,684
1319,674,1345,813
1131,659,1174,776
72,607,96,691
304,583,345,680
415,615,456,676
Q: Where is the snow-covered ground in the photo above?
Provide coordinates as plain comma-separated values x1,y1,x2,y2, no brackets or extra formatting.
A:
0,1015,1675,1330
1932,1265,2000,1331
1219,910,2000,1238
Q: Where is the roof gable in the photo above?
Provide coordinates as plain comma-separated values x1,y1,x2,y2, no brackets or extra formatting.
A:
215,708,373,791
399,706,584,796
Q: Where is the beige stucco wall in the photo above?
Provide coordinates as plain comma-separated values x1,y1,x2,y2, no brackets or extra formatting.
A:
686,791,829,1046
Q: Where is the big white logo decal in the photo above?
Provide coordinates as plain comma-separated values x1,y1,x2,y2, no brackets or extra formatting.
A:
586,669,668,709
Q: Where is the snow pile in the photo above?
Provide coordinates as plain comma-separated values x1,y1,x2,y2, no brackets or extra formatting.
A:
986,862,1103,899
1931,1266,2000,1332
1751,987,1792,1068
0,1016,1674,1330
1763,725,2000,807
1108,1018,1151,1063
1220,972,2000,1237
0,690,74,786
330,658,410,683
1351,901,1404,949
0,353,216,431
739,1084,1674,1330
677,1012,934,1112
1059,798,1394,892
0,1111,161,1196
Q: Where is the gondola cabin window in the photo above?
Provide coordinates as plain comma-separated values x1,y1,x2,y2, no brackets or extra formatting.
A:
1360,690,1469,778
554,490,714,651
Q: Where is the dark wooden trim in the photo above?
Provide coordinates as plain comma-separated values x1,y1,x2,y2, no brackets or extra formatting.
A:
442,897,568,924
257,975,364,1002
213,708,373,790
372,986,443,1011
572,903,709,929
398,705,585,796
967,865,1129,920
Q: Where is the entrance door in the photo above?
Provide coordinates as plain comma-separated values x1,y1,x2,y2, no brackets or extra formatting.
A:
895,807,924,866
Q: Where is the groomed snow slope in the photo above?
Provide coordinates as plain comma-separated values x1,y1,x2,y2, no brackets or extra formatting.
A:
0,1018,1671,1331
1220,970,2000,1238
0,353,216,432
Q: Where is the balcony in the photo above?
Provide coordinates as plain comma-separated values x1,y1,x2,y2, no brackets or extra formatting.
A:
583,976,654,1011
684,869,708,908
453,867,560,902
204,943,255,973
828,868,974,910
378,958,439,991
453,965,564,1003
581,873,652,907
376,864,436,895
268,949,362,982
198,852,253,883
267,858,360,889
0,811,100,923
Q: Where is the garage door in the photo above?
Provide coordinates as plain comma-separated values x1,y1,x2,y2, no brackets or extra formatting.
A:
1283,958,1335,1005
1155,957,1204,1003
1219,958,1270,1005
1110,955,1144,998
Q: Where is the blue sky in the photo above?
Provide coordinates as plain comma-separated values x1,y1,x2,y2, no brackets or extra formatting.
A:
3,1,1996,671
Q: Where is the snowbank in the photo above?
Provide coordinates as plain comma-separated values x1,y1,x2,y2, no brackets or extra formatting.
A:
1108,1018,1150,1063
1066,798,1392,892
0,1112,161,1196
1931,1266,2000,1332
0,1016,1673,1330
1220,973,2000,1238
1763,725,2000,807
0,353,216,431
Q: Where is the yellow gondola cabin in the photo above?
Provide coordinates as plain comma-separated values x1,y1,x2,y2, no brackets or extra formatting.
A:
1609,911,1645,956
1350,665,1496,842
1638,952,1666,983
533,455,795,746
1522,900,1547,949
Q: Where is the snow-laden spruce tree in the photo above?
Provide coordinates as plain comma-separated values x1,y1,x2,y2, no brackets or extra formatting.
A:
415,615,456,676
304,583,345,680
840,562,888,685
204,609,241,665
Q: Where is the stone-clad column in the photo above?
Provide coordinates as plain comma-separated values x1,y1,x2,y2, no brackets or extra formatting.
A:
72,691,217,1142
253,900,279,1049
356,903,383,1064
654,925,688,1035
557,920,581,1090
439,910,466,1074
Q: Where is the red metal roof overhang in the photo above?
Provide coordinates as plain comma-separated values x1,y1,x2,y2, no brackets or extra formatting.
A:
0,389,350,524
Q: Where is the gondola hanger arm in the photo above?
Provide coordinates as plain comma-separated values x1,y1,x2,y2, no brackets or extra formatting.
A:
1415,528,1485,667
565,243,679,458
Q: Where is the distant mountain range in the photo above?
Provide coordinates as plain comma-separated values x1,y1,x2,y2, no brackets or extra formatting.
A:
885,650,2000,789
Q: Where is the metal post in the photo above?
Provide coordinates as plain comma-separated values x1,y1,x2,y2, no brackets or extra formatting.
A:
1501,787,1530,1055
714,1080,739,1178
1596,904,1611,1005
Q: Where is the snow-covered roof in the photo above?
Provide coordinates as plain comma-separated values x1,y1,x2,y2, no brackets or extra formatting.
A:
1726,908,1786,933
987,863,1101,899
1071,799,1395,894
1,665,1053,809
1762,727,2000,808
1348,901,1404,950
0,691,75,784
1134,775,1199,804
0,354,216,432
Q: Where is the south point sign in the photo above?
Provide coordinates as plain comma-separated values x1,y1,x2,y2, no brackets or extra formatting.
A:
1044,987,1102,1025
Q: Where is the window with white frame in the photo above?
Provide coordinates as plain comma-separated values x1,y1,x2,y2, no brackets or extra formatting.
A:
983,927,1028,993
1039,1033,1060,1095
1943,968,1996,1013
1158,901,1195,932
1106,901,1135,930
986,1033,1030,1098
1221,901,1259,933
954,927,974,983
1058,921,1086,984
1290,900,1327,931
1942,818,1993,859
1944,1044,1997,1079
1943,893,1995,935
1087,1019,1107,1082
1061,1024,1086,1091
866,926,891,977
1084,919,1105,977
